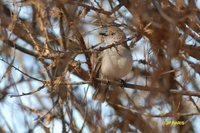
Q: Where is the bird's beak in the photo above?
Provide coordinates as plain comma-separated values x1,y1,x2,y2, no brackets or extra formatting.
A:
99,32,107,36
99,27,108,36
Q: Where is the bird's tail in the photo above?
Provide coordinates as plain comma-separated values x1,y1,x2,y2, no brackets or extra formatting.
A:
92,83,109,102
93,82,123,102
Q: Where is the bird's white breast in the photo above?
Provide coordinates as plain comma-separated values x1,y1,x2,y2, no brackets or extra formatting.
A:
101,45,133,80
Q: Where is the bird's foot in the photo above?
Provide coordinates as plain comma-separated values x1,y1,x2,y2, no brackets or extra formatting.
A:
120,79,126,87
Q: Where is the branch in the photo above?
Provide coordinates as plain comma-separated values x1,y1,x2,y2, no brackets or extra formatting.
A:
108,102,157,133
10,85,45,97
67,1,112,15
0,58,44,83
95,78,200,97
152,0,176,24
6,40,39,58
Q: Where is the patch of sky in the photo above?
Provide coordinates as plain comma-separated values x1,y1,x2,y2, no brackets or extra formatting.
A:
0,97,32,133
3,0,32,21
73,108,90,133
16,37,34,50
33,119,63,133
194,117,200,133
0,63,8,88
197,0,200,9
0,59,49,133
150,103,171,116
50,120,63,133
171,58,181,68
16,82,48,107
114,6,133,25
0,103,18,132
18,6,33,21
182,60,200,89
69,74,94,100
187,30,199,41
34,126,47,133
129,124,140,133
83,25,102,47
131,38,152,71
74,54,89,71
101,103,116,125
187,56,200,64
49,18,61,37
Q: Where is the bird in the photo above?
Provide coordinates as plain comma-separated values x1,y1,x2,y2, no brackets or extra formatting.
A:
92,26,133,101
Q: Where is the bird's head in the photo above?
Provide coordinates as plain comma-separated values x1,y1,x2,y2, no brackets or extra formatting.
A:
99,26,126,46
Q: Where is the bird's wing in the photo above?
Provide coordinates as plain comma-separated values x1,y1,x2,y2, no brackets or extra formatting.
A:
92,52,109,102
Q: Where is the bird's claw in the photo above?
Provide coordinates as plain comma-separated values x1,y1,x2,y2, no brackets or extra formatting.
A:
120,79,126,87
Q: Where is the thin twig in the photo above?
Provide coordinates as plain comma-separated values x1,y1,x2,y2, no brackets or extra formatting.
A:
95,78,200,97
0,58,44,82
110,103,200,118
10,85,45,97
152,0,176,24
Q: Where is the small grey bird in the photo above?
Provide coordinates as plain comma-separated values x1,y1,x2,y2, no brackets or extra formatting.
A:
93,26,133,101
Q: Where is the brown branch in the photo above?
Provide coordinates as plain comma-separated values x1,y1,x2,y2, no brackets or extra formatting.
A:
2,57,200,99
152,0,176,24
147,112,200,118
179,23,200,43
67,1,112,15
110,103,200,118
95,78,200,97
108,102,157,133
189,96,200,113
0,3,43,47
0,58,44,82
5,40,39,58
10,85,45,97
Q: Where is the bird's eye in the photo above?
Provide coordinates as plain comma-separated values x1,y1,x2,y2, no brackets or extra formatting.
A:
111,33,115,35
